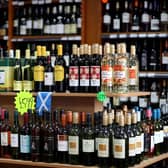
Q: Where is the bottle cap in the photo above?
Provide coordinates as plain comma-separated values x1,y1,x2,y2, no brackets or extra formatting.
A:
57,44,63,56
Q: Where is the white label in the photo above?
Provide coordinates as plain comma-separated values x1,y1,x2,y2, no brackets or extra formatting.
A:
1,132,8,146
131,26,140,31
151,19,159,31
20,135,30,153
129,137,136,156
0,71,5,84
11,133,19,147
113,19,120,30
68,136,79,155
33,20,39,29
130,96,138,102
162,52,168,64
103,15,111,24
122,12,130,23
135,135,142,154
151,92,159,103
160,130,164,143
14,19,19,27
164,126,168,137
80,66,89,87
44,25,51,34
141,13,150,23
150,135,154,153
26,20,32,29
58,140,68,151
139,97,148,108
161,12,168,22
71,24,77,34
91,66,100,87
98,138,109,157
32,0,38,4
44,72,54,86
64,24,71,34
56,23,64,34
20,25,27,35
69,66,79,87
141,133,144,152
38,19,43,29
51,24,57,34
77,18,81,28
45,0,52,3
82,139,94,153
113,138,125,159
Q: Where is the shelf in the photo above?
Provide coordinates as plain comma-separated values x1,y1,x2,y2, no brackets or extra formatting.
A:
139,71,168,78
101,32,168,39
12,35,81,42
0,92,150,97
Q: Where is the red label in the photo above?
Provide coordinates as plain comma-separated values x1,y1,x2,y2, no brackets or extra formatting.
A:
69,66,79,80
129,69,136,79
91,66,100,80
80,66,89,86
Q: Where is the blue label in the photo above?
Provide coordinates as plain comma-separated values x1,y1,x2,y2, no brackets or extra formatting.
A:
20,135,30,153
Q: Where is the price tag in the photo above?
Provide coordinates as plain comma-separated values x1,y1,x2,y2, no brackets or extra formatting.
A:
45,0,52,3
139,72,147,77
74,36,81,40
129,33,138,38
159,33,167,38
109,34,118,39
147,33,156,38
61,37,68,41
147,73,155,77
15,91,35,115
119,34,127,38
18,1,24,6
32,0,38,4
138,33,147,38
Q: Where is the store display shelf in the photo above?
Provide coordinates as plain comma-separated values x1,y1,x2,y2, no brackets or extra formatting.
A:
102,32,168,39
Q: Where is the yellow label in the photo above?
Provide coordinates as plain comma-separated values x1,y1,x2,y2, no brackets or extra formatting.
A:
34,65,44,81
13,80,22,91
54,66,64,82
23,80,33,91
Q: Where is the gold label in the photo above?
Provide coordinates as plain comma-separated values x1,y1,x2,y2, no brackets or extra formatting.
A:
23,80,33,91
34,65,44,82
54,65,64,82
13,80,22,91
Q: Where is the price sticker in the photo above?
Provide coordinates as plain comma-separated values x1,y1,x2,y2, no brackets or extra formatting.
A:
14,91,35,115
97,91,106,102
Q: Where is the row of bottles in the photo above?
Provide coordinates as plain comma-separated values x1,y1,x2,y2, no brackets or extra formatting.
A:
13,3,81,36
102,0,168,33
0,103,168,167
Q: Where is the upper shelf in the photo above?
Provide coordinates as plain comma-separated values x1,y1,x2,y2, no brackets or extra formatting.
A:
102,32,168,39
12,35,81,42
0,92,150,97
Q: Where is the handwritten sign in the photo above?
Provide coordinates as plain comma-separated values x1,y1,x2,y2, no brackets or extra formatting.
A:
14,91,35,115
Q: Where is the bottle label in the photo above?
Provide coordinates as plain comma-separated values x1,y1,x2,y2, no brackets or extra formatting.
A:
56,23,64,34
80,66,89,86
33,20,39,29
163,126,168,137
122,12,130,23
77,18,81,28
144,133,150,152
154,131,160,144
20,25,27,35
141,133,144,152
58,135,68,152
64,24,71,34
103,15,111,24
129,67,137,85
13,80,22,91
34,65,44,82
128,137,136,156
98,138,109,158
44,72,54,86
1,132,8,146
150,92,159,103
150,135,154,153
38,19,43,29
131,25,140,31
141,13,150,23
91,66,100,87
51,24,57,34
161,12,168,22
135,135,142,154
139,97,148,108
23,80,33,91
11,133,19,147
69,66,79,87
101,65,112,87
130,96,138,102
14,19,19,27
82,139,94,153
159,130,164,143
113,18,120,30
162,52,168,64
26,20,32,29
0,70,5,84
113,138,125,159
54,65,64,82
20,135,30,153
44,25,51,34
70,24,77,34
150,19,159,31
68,136,79,155
31,135,40,154
95,137,100,150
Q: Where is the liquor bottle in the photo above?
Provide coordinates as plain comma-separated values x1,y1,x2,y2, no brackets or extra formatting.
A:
101,43,113,92
81,113,95,166
11,110,20,159
33,45,44,92
131,0,140,31
43,6,51,35
43,112,55,162
141,0,150,32
90,44,101,93
26,7,32,35
13,49,22,92
1,110,11,158
79,44,90,92
51,6,57,35
161,40,168,71
97,111,110,167
13,7,20,35
23,48,33,91
102,3,111,32
57,112,68,163
140,39,148,71
44,55,54,91
112,1,121,32
129,45,139,91
69,44,79,92
125,113,136,167
121,0,131,32
56,5,64,35
113,43,128,93
54,44,66,92
20,113,31,160
32,7,39,35
19,7,27,35
31,111,41,162
160,0,168,32
113,114,127,168
68,112,81,165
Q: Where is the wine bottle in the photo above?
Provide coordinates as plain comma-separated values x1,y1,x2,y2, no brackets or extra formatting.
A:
11,110,20,159
37,7,44,35
66,111,73,133
32,7,39,35
26,7,32,35
140,39,148,71
50,43,57,68
13,7,20,35
68,112,81,165
161,40,168,71
160,0,168,32
20,113,31,160
43,6,51,35
51,6,57,35
64,6,71,34
19,7,27,35
70,5,77,34
56,5,64,35
54,44,66,92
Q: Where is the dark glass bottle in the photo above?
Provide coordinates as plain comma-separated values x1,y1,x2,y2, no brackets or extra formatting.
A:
140,39,148,71
57,113,68,163
33,45,44,92
163,113,168,153
54,44,66,92
81,113,95,166
66,111,73,133
1,110,11,158
37,7,44,36
161,40,168,71
11,110,20,159
160,0,168,32
64,5,71,34
43,6,51,35
31,111,41,162
56,5,64,35
68,112,81,165
26,7,32,35
50,6,57,35
20,112,31,160
13,7,20,35
19,7,27,35
50,43,57,68
32,7,39,35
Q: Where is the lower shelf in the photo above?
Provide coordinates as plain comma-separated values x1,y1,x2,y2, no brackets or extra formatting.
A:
0,153,167,168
